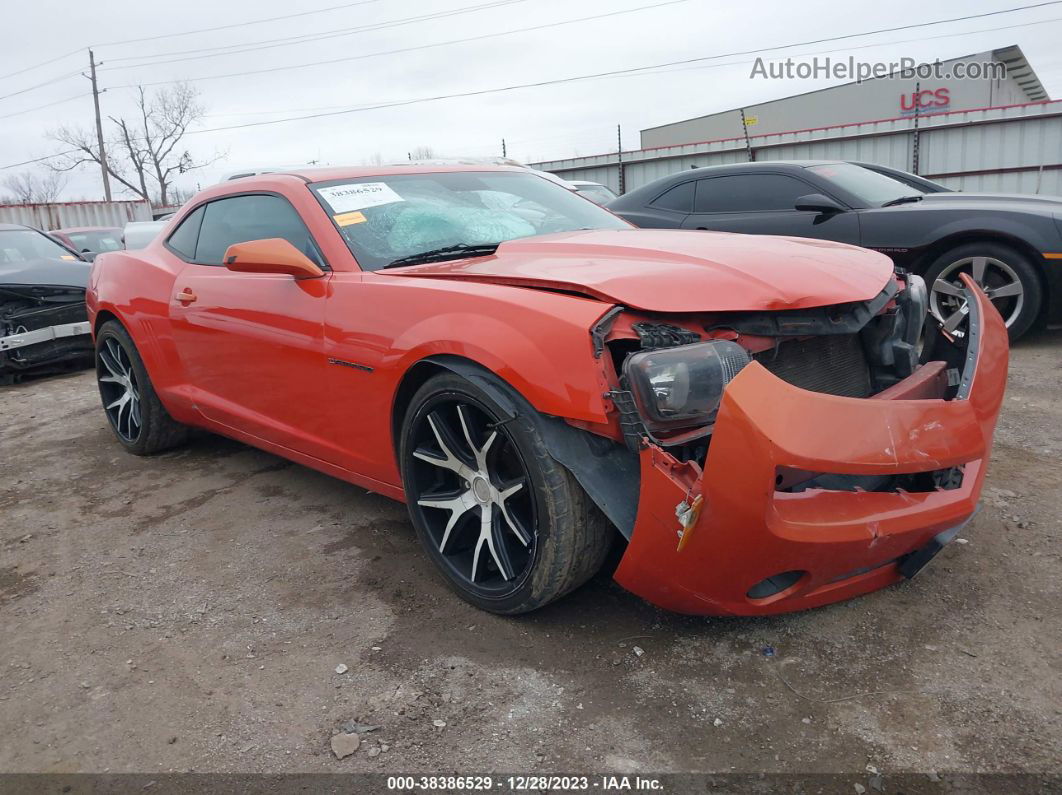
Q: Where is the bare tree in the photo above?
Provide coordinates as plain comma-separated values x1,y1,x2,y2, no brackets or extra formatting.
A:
409,145,436,160
1,170,67,204
49,82,222,205
166,186,196,207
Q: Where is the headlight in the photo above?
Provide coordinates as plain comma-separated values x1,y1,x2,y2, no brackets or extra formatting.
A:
622,339,752,432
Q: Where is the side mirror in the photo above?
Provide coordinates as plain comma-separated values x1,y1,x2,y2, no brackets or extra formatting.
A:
223,238,324,279
794,193,846,214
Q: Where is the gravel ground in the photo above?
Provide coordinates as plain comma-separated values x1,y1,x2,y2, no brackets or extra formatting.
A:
1,330,1059,784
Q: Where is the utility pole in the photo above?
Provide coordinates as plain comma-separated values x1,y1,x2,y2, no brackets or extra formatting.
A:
739,108,755,162
86,49,112,201
616,124,625,195
501,138,507,158
911,80,921,176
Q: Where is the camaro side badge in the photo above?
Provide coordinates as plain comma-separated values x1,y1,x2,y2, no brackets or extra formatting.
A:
328,358,374,373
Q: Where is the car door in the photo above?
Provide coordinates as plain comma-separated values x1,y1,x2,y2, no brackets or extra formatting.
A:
680,173,860,244
166,193,337,459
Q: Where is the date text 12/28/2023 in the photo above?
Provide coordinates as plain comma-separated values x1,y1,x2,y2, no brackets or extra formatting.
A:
385,775,664,791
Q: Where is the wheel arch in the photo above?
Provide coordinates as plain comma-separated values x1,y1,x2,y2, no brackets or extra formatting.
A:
390,354,639,539
913,231,1051,321
93,308,123,337
390,355,536,465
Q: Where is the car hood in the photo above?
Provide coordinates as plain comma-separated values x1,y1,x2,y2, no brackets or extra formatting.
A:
385,229,893,313
0,257,91,290
920,192,1062,211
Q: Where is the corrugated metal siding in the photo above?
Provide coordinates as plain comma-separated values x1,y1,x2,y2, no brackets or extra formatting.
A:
533,100,1062,196
0,201,153,230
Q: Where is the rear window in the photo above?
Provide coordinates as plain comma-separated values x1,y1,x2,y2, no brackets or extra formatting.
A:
650,181,695,212
575,185,617,204
166,206,204,259
68,230,123,253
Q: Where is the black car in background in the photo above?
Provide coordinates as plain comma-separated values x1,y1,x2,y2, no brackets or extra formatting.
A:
609,161,1062,340
0,223,93,383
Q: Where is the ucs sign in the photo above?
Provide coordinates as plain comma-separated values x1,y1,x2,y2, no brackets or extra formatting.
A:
900,88,950,113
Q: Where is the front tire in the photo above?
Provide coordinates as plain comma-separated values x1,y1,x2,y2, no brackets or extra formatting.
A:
924,242,1042,341
96,320,187,455
400,372,611,614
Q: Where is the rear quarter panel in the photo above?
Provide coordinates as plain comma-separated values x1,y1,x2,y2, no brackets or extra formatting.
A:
89,245,191,419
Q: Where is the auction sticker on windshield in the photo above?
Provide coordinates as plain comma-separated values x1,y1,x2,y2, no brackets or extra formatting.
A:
318,182,404,213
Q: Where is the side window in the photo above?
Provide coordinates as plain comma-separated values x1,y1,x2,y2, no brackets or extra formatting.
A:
649,181,694,212
694,174,814,213
165,205,204,259
193,194,323,266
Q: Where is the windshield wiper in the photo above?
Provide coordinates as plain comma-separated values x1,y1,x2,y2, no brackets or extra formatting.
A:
382,243,500,269
881,195,924,207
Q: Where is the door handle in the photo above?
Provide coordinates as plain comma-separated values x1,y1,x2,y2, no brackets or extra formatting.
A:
176,288,197,304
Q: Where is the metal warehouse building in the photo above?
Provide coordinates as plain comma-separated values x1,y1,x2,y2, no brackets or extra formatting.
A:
532,45,1061,196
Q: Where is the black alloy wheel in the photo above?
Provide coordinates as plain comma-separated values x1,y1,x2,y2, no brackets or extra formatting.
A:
400,372,612,614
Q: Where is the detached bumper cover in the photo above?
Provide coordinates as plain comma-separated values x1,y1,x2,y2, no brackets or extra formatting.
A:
614,276,1008,616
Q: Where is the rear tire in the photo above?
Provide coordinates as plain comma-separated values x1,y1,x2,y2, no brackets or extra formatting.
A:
96,320,187,455
924,242,1042,341
400,371,611,614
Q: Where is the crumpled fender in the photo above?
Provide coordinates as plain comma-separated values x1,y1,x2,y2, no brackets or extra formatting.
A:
614,275,1008,616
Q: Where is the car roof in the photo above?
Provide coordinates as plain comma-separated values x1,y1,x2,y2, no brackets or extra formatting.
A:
684,160,841,175
278,164,527,183
177,164,549,209
0,223,34,231
53,226,122,234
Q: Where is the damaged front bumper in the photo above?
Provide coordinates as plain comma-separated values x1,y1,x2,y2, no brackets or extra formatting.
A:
613,275,1008,616
0,320,91,352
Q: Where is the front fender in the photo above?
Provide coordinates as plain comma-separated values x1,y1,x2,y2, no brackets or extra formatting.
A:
389,311,611,425
322,274,617,485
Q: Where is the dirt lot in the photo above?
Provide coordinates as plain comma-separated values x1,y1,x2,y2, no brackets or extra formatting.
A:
1,330,1059,784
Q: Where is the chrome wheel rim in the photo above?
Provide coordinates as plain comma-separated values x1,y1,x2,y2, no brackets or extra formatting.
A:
930,255,1024,332
97,337,142,442
407,398,535,595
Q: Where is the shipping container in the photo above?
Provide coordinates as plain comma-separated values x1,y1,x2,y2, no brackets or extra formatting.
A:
0,200,152,231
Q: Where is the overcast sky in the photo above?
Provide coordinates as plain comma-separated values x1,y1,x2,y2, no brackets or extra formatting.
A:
2,0,1061,202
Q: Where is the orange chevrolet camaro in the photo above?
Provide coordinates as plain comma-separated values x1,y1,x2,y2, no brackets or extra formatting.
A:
87,165,1008,616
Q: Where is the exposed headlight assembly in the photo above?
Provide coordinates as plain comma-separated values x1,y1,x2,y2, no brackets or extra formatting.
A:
623,340,752,433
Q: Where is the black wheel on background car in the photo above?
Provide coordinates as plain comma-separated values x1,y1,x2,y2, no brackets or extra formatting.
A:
924,242,1043,341
95,320,188,455
400,372,612,614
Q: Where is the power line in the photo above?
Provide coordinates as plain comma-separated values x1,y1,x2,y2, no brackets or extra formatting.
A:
172,4,1062,135
5,0,534,100
0,47,84,82
102,0,532,68
0,69,84,102
0,150,79,170
107,0,693,88
91,0,389,48
4,2,1060,170
616,14,1062,82
0,91,91,121
106,0,1062,91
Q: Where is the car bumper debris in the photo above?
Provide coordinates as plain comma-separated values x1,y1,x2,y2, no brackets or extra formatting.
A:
614,275,1008,615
